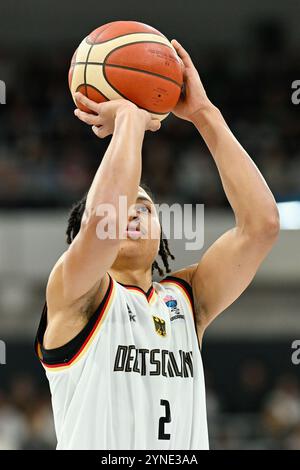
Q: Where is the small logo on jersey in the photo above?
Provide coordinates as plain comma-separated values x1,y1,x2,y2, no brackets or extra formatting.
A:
127,304,136,322
163,295,185,322
152,316,167,337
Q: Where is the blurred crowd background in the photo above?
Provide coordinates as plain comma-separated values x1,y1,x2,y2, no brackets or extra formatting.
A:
0,19,299,209
0,0,299,450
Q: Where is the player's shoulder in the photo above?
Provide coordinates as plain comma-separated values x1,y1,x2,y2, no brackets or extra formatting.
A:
46,251,109,317
160,264,198,287
159,266,197,302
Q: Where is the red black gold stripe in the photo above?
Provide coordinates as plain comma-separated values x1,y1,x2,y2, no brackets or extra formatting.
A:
118,282,155,303
34,274,115,370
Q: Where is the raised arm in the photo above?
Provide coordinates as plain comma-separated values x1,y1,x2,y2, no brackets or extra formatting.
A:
47,96,160,312
170,40,280,339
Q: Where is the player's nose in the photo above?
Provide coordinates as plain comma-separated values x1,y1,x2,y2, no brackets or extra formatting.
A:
128,206,139,221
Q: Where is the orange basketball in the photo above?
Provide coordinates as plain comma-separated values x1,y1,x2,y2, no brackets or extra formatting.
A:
68,21,183,121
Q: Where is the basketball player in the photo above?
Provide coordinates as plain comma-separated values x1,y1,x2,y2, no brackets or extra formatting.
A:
35,40,279,450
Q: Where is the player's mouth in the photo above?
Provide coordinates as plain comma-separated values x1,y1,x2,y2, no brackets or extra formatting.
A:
125,220,144,240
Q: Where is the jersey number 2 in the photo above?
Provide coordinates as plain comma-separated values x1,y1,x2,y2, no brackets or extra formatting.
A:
158,399,171,440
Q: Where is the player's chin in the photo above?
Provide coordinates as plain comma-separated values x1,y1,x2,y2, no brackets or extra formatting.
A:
118,236,159,264
121,232,157,252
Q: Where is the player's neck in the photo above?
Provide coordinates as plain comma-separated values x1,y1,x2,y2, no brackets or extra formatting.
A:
108,267,153,293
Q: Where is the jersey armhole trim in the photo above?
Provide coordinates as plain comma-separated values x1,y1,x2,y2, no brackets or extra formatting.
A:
34,273,115,370
160,275,196,319
160,275,203,352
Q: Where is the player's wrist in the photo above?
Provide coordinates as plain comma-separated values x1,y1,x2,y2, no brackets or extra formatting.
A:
189,100,216,124
190,101,221,131
115,103,140,120
115,106,148,135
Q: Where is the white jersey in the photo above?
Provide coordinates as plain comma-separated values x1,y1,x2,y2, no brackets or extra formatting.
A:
35,274,209,450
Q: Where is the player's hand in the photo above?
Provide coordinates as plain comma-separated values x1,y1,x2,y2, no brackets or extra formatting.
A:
171,39,212,123
74,93,161,138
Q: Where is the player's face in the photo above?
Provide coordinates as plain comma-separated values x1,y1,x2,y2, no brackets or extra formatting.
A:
113,187,161,268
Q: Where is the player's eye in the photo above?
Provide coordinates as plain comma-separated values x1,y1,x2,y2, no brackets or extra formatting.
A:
136,204,151,214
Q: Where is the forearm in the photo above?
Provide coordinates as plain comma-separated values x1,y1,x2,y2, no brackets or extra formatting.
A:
192,103,279,233
86,109,145,221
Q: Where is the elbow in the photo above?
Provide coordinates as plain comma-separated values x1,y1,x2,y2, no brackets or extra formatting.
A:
243,206,280,243
263,210,280,240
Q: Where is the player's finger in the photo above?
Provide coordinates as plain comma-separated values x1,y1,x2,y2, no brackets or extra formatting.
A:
74,92,100,113
74,108,103,126
171,39,193,67
92,125,112,138
147,119,161,132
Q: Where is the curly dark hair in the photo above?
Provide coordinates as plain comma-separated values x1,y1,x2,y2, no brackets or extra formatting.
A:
66,185,175,277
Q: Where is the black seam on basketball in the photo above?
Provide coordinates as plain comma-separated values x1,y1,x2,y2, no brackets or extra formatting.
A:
79,37,180,115
85,23,113,45
85,30,165,46
98,40,181,113
104,40,178,73
75,83,109,102
101,63,169,115
84,49,91,97
74,62,170,115
75,61,182,89
105,63,182,88
83,28,105,98
103,40,181,87
104,39,175,52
